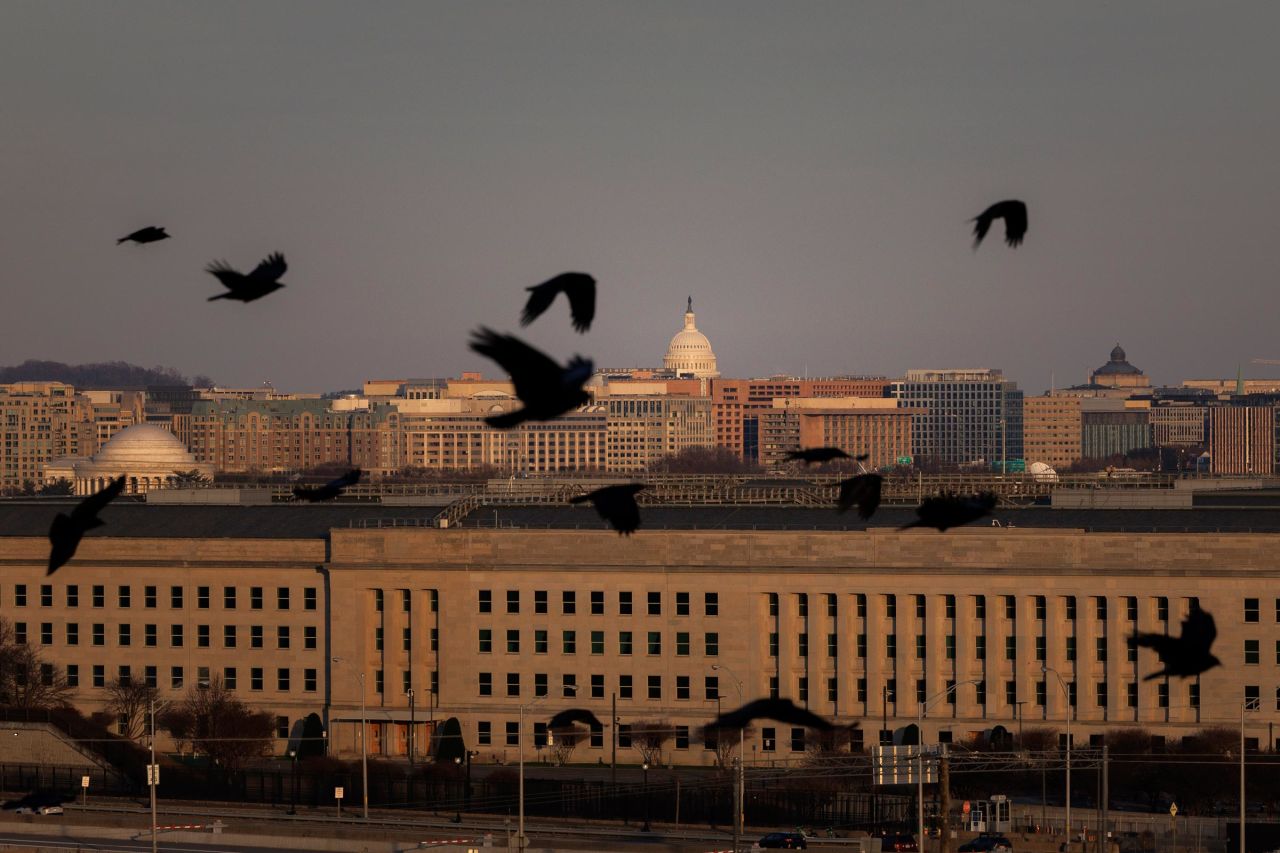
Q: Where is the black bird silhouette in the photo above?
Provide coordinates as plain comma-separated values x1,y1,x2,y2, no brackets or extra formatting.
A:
206,252,288,302
837,473,883,520
547,708,605,730
787,448,866,466
117,226,170,245
709,698,834,732
901,492,997,531
47,475,127,576
292,469,361,502
972,200,1028,249
1135,603,1222,681
468,327,592,428
520,272,596,333
570,483,646,535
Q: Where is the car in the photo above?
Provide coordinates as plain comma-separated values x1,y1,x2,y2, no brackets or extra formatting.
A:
13,805,62,815
876,833,920,852
959,836,1013,853
759,832,809,849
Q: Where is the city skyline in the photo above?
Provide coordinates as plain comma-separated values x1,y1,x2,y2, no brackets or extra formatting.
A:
3,3,1279,393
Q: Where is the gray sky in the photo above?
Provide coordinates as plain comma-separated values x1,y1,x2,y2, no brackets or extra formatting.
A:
3,1,1278,394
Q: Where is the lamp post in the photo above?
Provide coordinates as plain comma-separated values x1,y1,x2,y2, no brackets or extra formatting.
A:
1242,698,1259,853
287,749,298,815
453,749,477,821
642,762,652,832
519,685,576,850
1043,666,1071,847
407,688,416,768
712,664,745,853
918,679,981,852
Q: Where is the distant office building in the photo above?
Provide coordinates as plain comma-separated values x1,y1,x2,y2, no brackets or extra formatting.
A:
1022,396,1083,469
605,395,714,472
0,382,97,492
1080,401,1152,461
1149,405,1208,447
892,370,1023,468
1209,406,1275,474
758,398,912,469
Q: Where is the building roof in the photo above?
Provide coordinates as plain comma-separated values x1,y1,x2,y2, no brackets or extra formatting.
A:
88,424,195,468
1093,343,1144,376
4,495,1280,538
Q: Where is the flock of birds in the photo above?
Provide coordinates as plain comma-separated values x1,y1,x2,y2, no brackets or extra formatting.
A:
41,202,1216,745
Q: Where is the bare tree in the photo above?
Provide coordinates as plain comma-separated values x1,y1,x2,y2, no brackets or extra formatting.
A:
806,725,860,758
161,677,274,774
0,619,72,709
549,725,582,766
629,720,673,766
703,724,755,771
105,677,159,741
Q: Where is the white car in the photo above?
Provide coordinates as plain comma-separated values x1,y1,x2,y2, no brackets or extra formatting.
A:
14,805,63,815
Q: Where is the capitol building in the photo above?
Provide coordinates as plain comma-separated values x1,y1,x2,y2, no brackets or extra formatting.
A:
661,297,719,379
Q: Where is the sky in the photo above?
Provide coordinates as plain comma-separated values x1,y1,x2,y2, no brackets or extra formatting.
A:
2,1,1278,395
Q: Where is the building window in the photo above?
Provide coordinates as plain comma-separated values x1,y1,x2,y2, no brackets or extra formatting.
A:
506,722,518,747
223,625,236,648
92,623,104,646
563,630,577,654
619,632,633,655
790,728,805,752
478,721,491,746
506,590,520,614
705,676,719,701
1065,637,1076,662
92,585,105,608
1096,597,1107,620
827,633,838,658
1035,636,1046,661
885,594,896,619
1127,636,1137,662
402,627,411,651
591,590,604,615
1245,598,1260,623
506,629,520,654
1157,682,1168,708
479,673,492,696
93,665,105,688
66,623,79,645
116,585,130,608
915,634,926,660
675,725,690,749
648,675,661,699
250,587,263,610
619,674,633,699
1064,596,1076,621
66,665,79,687
562,590,576,615
1035,680,1047,707
507,672,520,697
769,676,779,699
619,591,632,615
647,632,661,655
591,674,604,699
857,634,867,658
676,592,690,616
676,675,690,700
1246,639,1260,665
1034,596,1046,620
856,594,867,618
827,677,838,703
478,589,492,613
1156,597,1169,622
762,727,776,752
196,625,209,648
304,669,317,692
251,626,263,649
170,625,183,647
915,595,926,618
249,668,262,691
1126,682,1138,708
886,634,896,658
66,585,78,607
798,677,809,702
223,586,236,609
975,635,986,660
1004,595,1016,619
1096,637,1107,662
534,673,548,697
277,587,290,610
170,586,183,609
278,626,290,650
1005,681,1017,707
173,666,186,690
648,592,661,616
478,629,492,653
224,667,237,690
304,587,317,611
534,590,548,614
1125,596,1137,621
278,668,291,692
1096,682,1108,708
945,635,956,660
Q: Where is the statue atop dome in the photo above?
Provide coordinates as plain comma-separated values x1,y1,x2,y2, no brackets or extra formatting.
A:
687,295,692,313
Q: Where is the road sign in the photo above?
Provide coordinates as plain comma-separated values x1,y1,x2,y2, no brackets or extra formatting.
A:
334,787,344,799
1170,803,1178,817
897,456,914,466
146,764,160,786
81,776,90,789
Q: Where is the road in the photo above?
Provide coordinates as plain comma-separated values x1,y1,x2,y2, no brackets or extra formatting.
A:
0,831,288,853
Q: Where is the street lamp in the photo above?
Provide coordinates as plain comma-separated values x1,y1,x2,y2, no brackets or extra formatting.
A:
453,749,478,822
1042,666,1071,847
287,749,298,815
407,688,416,768
518,684,577,850
918,679,981,852
712,664,745,853
1241,697,1260,853
642,762,651,832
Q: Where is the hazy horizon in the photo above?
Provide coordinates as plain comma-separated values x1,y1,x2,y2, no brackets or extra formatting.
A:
4,2,1278,395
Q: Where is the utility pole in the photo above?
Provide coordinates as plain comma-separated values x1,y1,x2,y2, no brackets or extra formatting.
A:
407,688,416,768
149,700,158,853
939,745,951,853
611,693,617,788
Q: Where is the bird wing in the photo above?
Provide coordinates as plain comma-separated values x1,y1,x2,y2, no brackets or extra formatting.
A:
468,328,564,401
579,485,643,534
328,469,362,490
520,282,559,328
205,260,244,289
1183,607,1217,649
1000,200,1028,247
548,708,603,730
837,474,882,519
1133,631,1180,663
71,475,126,522
249,252,287,283
563,274,596,333
971,205,997,248
47,514,80,575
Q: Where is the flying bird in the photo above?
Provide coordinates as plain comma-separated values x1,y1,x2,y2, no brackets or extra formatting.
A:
520,272,596,333
837,473,883,520
787,448,866,466
292,469,362,502
972,200,1028,249
901,492,997,531
468,327,592,428
570,483,646,535
709,698,834,732
206,252,288,302
47,475,127,575
117,226,170,245
1135,603,1222,681
547,708,605,730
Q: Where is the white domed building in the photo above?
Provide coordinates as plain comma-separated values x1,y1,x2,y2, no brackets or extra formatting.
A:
662,297,719,379
70,424,211,495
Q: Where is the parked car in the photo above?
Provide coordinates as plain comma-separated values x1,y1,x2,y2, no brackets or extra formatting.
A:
759,832,809,849
14,805,63,816
959,836,1013,853
876,832,920,852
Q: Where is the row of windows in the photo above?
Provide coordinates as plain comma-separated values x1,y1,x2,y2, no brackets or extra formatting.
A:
477,590,719,617
477,672,727,701
7,584,317,611
68,664,316,692
473,720,830,753
476,629,718,656
12,622,317,649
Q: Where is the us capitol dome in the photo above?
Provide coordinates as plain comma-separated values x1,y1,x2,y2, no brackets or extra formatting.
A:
662,297,719,379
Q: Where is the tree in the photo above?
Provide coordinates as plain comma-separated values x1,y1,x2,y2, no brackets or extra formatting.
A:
37,479,74,496
806,725,861,757
549,725,582,766
630,720,673,766
105,677,159,741
702,724,755,771
0,619,72,709
161,677,274,774
171,469,209,485
649,446,761,475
